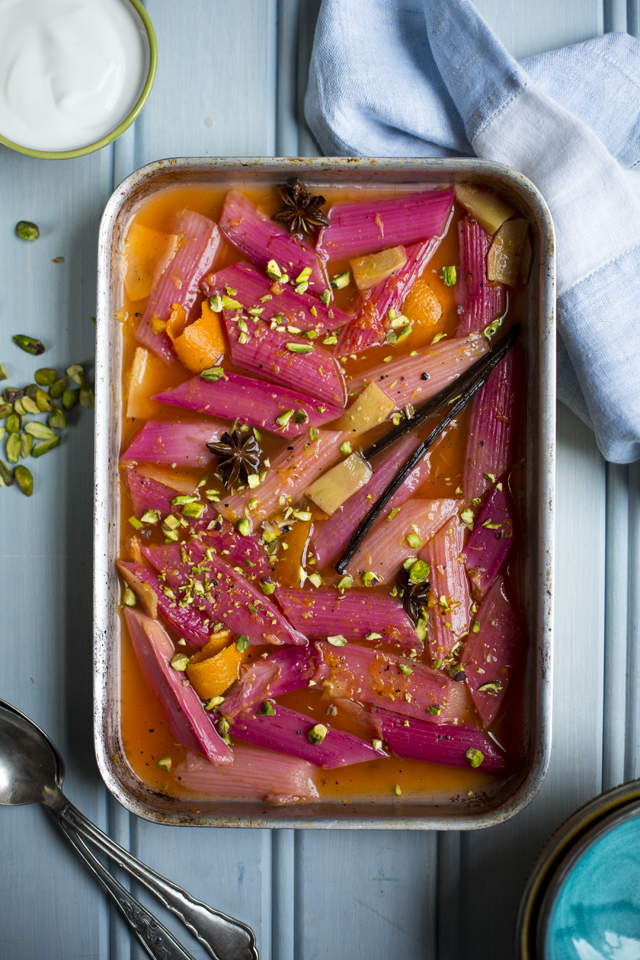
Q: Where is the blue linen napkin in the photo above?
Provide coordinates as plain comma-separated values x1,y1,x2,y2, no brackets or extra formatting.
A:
305,0,640,463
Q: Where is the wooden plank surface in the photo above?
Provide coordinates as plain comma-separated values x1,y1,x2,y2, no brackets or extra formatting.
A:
0,1,635,957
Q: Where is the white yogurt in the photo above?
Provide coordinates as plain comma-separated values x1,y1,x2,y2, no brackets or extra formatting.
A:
0,0,149,152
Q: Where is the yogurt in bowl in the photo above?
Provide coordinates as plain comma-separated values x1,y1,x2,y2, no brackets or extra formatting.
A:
0,0,156,158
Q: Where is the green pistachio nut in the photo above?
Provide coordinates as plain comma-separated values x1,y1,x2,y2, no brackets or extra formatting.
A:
62,389,79,411
12,334,45,356
15,221,39,241
31,436,61,458
49,408,67,430
49,378,67,399
6,433,21,464
35,368,59,387
14,465,33,496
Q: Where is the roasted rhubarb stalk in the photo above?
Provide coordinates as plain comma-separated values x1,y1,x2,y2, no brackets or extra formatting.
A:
219,190,327,292
155,372,342,438
276,587,421,650
173,746,319,803
461,576,526,728
226,701,387,768
374,709,506,770
121,419,226,467
124,607,232,764
316,188,454,259
136,210,221,362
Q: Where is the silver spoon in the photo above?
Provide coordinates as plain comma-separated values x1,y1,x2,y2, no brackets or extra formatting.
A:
0,698,258,960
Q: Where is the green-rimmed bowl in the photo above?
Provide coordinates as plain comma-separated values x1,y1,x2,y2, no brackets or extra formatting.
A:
0,0,157,160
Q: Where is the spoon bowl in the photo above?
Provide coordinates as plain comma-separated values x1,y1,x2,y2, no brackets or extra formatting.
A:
0,701,65,807
0,698,258,960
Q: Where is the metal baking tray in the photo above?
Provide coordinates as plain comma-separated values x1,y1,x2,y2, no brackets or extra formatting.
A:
94,157,555,829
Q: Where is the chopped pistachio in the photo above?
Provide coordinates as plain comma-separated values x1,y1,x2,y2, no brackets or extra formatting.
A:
478,681,503,696
285,342,314,354
15,220,40,241
14,465,33,496
307,723,328,745
208,294,224,312
259,700,276,716
293,409,309,425
12,334,45,356
309,426,319,442
366,631,383,641
66,364,85,385
259,578,276,595
398,663,413,676
49,377,67,400
331,271,350,290
276,409,294,428
21,396,39,415
415,619,428,642
320,289,331,305
31,436,61,458
472,620,480,633
49,407,67,430
426,704,441,715
4,387,24,403
407,560,430,585
327,635,347,646
0,403,11,419
139,510,159,526
35,388,54,412
394,783,402,796
5,413,20,434
13,398,26,416
218,717,231,742
465,748,485,768
122,583,137,607
266,259,282,280
0,460,13,485
236,518,251,537
372,739,383,751
156,756,172,772
322,335,338,345
183,502,205,519
62,389,79,411
20,433,33,458
430,332,447,345
360,570,381,588
128,516,144,530
200,366,226,382
205,696,226,711
336,575,353,591
24,421,55,440
33,367,60,387
295,281,309,295
6,434,21,463
308,573,323,588
339,441,352,456
483,318,503,340
170,653,189,671
236,635,250,652
460,508,474,528
405,532,422,549
441,265,457,286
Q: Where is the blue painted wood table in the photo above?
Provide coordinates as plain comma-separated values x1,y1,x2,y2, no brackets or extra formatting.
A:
1,1,639,957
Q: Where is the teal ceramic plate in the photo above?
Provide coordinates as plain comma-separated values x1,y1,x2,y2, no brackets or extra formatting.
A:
517,782,640,959
539,801,640,960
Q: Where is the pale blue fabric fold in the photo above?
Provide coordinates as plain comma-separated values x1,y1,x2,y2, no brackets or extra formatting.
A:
305,0,640,462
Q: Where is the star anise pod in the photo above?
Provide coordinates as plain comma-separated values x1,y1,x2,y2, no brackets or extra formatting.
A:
397,561,431,626
206,429,262,490
272,178,330,237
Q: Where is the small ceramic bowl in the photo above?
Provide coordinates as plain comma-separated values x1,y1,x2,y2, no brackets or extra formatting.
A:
517,781,640,959
0,0,156,160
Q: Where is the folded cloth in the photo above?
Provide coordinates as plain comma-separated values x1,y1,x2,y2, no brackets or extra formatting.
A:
305,0,640,463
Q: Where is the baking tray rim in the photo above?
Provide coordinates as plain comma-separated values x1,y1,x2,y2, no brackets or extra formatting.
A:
94,156,556,830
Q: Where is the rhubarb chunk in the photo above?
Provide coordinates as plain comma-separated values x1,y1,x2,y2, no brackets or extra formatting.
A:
173,746,319,803
462,576,526,728
123,607,232,764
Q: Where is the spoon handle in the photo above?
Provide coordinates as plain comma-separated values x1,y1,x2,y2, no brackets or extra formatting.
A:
59,801,258,960
56,814,197,960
